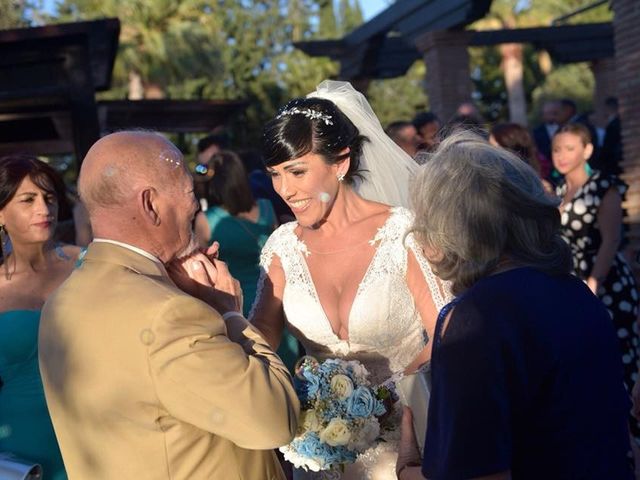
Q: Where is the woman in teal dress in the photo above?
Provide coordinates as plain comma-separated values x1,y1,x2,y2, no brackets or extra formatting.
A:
204,150,300,370
0,154,81,480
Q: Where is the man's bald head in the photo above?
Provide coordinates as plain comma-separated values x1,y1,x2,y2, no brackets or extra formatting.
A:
79,131,185,214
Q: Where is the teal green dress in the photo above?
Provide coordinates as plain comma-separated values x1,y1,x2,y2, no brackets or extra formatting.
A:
206,199,300,370
0,310,66,480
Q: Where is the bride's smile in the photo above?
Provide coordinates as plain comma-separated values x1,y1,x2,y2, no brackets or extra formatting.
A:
267,151,348,228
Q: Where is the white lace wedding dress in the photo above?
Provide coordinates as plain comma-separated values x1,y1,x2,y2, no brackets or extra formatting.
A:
251,207,450,480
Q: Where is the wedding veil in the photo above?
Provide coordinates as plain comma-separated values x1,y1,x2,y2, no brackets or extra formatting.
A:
307,80,418,208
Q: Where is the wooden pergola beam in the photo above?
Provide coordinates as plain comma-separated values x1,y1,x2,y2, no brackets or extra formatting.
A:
296,22,614,80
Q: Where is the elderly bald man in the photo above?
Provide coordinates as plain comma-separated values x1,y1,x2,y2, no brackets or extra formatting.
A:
38,131,299,480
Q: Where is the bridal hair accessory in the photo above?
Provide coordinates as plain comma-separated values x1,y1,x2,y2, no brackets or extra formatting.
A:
307,81,418,208
276,107,334,125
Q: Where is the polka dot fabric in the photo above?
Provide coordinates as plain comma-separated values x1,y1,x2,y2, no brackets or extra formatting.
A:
558,171,640,444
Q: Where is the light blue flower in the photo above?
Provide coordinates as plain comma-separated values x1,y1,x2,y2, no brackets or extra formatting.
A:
302,370,321,398
373,400,386,417
347,386,376,418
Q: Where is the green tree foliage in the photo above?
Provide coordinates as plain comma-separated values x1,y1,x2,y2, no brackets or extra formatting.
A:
49,0,372,147
338,0,363,34
0,0,43,29
530,63,595,118
54,0,227,100
471,0,613,125
368,61,428,128
469,44,545,123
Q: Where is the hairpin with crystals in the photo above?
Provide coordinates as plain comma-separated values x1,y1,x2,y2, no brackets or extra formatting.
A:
276,107,333,125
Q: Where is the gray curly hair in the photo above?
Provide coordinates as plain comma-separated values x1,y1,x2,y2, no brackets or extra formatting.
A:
409,130,571,295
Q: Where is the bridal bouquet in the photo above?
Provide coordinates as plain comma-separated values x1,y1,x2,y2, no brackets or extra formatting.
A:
280,356,390,472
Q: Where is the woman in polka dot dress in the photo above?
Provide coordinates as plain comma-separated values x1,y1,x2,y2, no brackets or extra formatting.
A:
553,123,640,445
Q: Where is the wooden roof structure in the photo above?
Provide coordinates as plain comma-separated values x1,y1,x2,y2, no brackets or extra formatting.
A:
295,0,613,80
0,18,120,158
297,0,492,80
98,99,248,134
0,19,247,162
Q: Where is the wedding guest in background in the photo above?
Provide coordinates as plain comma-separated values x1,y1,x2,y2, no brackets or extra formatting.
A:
558,98,600,166
205,150,277,313
386,120,421,158
194,132,230,211
204,150,300,371
412,112,441,153
39,131,299,479
553,123,640,448
444,102,486,138
532,99,560,165
489,122,552,190
396,131,633,480
0,154,80,480
197,132,229,169
238,149,294,224
558,98,578,125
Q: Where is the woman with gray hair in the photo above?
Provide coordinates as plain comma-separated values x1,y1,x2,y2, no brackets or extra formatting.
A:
396,132,633,479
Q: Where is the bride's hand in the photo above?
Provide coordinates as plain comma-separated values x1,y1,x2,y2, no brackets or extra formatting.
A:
167,252,243,315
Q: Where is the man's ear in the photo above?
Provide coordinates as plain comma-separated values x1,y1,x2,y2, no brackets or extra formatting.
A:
141,187,160,226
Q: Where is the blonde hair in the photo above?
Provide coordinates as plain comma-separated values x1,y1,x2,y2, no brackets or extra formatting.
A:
410,130,570,295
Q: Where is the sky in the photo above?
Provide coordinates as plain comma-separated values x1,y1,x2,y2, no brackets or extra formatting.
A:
361,0,390,20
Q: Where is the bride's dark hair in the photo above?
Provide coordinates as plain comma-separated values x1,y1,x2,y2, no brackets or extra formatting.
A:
262,97,368,185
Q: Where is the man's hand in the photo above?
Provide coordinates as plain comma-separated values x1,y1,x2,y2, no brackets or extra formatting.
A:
167,251,243,315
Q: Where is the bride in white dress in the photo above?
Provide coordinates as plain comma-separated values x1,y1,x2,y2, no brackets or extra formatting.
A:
250,81,450,479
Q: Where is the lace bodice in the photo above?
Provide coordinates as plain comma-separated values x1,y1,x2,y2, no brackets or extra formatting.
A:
251,207,449,385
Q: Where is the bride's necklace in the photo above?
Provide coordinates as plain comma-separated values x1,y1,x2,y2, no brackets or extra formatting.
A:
300,235,374,255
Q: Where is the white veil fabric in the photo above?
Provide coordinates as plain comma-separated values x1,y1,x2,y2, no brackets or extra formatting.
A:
307,80,418,209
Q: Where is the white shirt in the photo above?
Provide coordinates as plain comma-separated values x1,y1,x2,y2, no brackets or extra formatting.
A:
93,238,163,266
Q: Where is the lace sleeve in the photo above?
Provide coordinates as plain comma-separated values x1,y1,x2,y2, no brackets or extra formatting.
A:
248,232,278,321
405,233,452,312
248,222,297,321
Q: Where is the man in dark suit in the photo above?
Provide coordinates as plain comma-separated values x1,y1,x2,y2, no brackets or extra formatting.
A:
532,100,560,165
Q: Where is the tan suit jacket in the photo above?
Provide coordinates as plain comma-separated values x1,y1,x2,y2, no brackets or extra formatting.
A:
39,242,299,479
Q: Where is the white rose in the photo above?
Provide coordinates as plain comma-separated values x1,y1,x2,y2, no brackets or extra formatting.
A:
330,374,354,399
319,418,352,446
300,409,322,432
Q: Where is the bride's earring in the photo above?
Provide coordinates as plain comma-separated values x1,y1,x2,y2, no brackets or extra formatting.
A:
337,172,345,182
0,224,9,280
